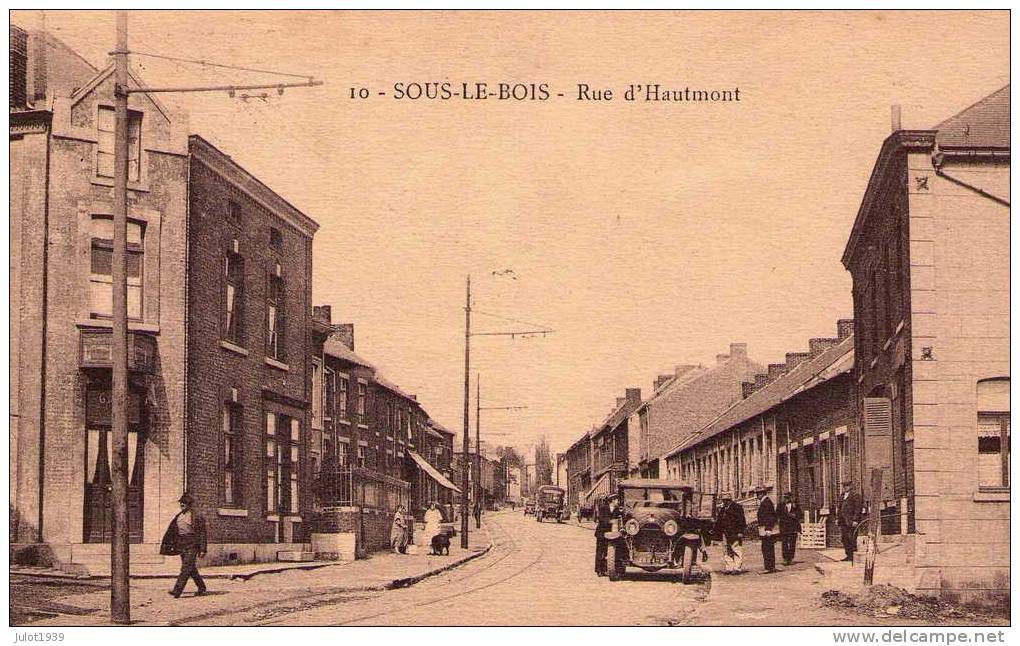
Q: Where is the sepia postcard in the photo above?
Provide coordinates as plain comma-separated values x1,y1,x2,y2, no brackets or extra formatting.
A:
7,8,1012,637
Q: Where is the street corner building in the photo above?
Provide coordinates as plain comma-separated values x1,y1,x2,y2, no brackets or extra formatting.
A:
841,87,1010,602
9,23,323,572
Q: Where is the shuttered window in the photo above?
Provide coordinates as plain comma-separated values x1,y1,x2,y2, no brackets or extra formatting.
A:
977,378,1010,490
863,397,893,501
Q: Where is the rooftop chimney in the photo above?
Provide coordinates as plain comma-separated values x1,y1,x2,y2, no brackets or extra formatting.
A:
767,363,787,381
330,323,355,351
891,104,902,132
785,352,811,370
837,318,855,340
654,374,673,390
675,364,697,378
616,397,626,409
754,374,768,389
715,353,730,365
729,343,748,359
809,337,839,356
741,381,756,399
312,304,332,324
625,388,642,404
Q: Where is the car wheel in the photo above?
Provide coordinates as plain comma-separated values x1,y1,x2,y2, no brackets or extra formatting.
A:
607,544,622,582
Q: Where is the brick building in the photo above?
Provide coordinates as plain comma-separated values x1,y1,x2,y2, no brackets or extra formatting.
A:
564,432,593,512
186,135,318,559
668,323,857,545
588,388,642,499
10,27,324,569
842,87,1010,599
10,28,190,567
636,343,763,478
308,307,456,556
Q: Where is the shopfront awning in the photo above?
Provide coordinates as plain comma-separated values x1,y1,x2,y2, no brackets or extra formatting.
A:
408,451,461,493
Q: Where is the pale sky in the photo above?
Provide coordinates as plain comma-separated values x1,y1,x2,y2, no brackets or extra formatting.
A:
17,10,1009,456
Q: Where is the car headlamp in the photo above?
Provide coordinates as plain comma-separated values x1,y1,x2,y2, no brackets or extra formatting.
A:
663,519,679,536
624,519,641,536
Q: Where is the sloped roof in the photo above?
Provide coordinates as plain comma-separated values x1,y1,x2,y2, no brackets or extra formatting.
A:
934,84,1010,149
670,335,855,457
637,364,710,412
323,337,373,368
429,419,455,436
373,371,417,404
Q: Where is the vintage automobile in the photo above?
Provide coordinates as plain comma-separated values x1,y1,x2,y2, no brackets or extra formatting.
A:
523,498,535,515
535,485,569,522
604,479,717,583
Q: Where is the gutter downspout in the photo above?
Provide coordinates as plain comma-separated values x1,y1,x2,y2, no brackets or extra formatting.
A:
37,117,52,543
183,148,191,492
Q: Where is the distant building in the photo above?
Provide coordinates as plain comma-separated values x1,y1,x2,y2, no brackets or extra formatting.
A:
564,432,593,511
637,343,764,477
842,86,1010,600
588,388,642,498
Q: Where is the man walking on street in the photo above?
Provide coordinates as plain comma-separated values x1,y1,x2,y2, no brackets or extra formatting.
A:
161,492,208,598
837,482,862,562
777,492,802,566
755,485,779,573
594,496,618,576
714,492,746,574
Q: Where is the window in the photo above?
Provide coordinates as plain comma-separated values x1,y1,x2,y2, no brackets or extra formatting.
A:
97,106,141,182
357,445,366,468
223,403,241,506
266,412,300,513
311,360,322,428
337,439,349,467
977,378,1010,490
356,382,367,422
226,200,242,227
89,217,143,320
269,227,283,251
338,376,349,420
266,412,278,512
224,249,244,343
267,274,285,360
324,369,336,420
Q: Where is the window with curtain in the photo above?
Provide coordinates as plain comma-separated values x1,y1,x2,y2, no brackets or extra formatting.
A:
224,249,244,343
223,403,241,506
90,217,143,320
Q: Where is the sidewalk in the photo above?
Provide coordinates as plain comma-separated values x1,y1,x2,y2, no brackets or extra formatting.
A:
19,524,492,626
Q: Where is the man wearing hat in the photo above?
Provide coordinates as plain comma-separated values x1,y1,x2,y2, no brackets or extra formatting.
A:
714,492,746,574
160,492,208,598
755,485,779,573
777,492,803,566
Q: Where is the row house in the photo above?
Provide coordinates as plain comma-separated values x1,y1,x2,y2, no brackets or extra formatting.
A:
309,306,458,555
564,432,593,511
635,343,763,478
588,388,642,499
667,323,857,546
10,26,319,570
842,87,1010,600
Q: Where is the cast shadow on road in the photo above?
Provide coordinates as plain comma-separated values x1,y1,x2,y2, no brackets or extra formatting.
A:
610,570,711,584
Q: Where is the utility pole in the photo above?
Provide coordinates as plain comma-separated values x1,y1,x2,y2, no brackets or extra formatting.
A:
104,10,322,623
474,374,525,528
109,10,131,626
460,276,471,548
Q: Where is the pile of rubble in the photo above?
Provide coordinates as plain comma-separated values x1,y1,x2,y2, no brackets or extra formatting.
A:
821,585,974,621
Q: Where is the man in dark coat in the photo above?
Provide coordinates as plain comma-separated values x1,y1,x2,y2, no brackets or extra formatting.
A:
755,485,779,573
777,492,802,566
593,496,619,576
714,492,747,574
837,482,862,562
162,492,208,598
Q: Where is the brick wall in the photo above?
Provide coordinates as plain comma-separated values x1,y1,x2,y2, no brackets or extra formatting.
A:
187,147,314,545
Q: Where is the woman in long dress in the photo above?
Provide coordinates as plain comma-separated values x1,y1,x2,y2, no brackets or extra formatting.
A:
390,506,408,554
422,502,443,548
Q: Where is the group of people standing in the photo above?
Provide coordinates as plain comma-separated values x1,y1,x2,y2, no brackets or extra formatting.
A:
390,502,448,554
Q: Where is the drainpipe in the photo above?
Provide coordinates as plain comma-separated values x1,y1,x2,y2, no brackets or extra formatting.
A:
37,116,53,544
182,147,191,492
